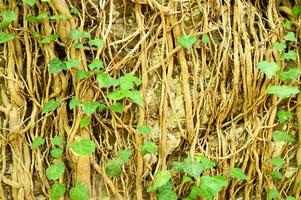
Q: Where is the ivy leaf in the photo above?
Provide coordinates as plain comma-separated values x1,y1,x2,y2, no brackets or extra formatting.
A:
195,156,216,170
283,32,296,41
270,171,282,181
173,157,204,179
110,102,124,113
97,103,107,112
272,131,295,143
74,42,84,49
286,196,297,200
271,156,284,168
82,101,100,115
116,149,133,164
138,124,152,135
71,29,90,41
0,32,14,44
187,184,202,199
229,168,248,180
280,68,300,81
119,74,142,90
107,90,131,101
272,42,286,51
292,6,301,17
41,34,59,44
105,160,122,177
46,162,65,180
96,72,119,88
177,35,197,49
88,39,104,48
69,98,81,110
129,90,143,105
157,189,177,200
277,110,293,123
48,58,66,74
70,7,79,15
202,34,210,44
69,139,96,156
76,70,89,80
199,176,228,200
283,20,291,29
31,136,45,148
66,59,81,69
267,189,281,200
280,50,297,61
52,135,63,146
256,61,279,79
1,11,17,29
182,175,192,184
69,181,89,200
50,183,66,200
42,99,61,114
88,59,104,70
147,170,171,192
141,141,158,155
80,118,91,128
23,0,35,7
36,12,49,20
50,148,63,159
267,85,300,99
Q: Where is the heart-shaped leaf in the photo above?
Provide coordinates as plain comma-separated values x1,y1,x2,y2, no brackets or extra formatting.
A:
267,85,300,99
177,35,197,49
257,61,279,79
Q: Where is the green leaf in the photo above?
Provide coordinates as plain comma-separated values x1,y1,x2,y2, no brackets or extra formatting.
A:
129,90,143,105
116,149,133,164
88,39,104,48
96,72,119,88
76,70,89,80
187,184,202,199
277,110,293,123
70,7,79,15
280,68,300,81
283,20,291,29
229,168,248,180
97,103,107,112
292,6,301,17
46,162,65,180
69,98,81,110
110,102,124,113
270,171,282,181
148,170,171,192
42,99,61,114
69,181,89,200
141,141,158,155
88,59,104,70
286,196,297,200
26,16,38,23
48,58,66,74
105,161,122,177
1,11,17,29
272,131,295,143
182,175,192,184
69,139,96,156
138,124,152,135
173,157,204,179
271,156,284,168
31,136,45,148
267,189,281,200
107,90,130,101
36,12,49,20
283,32,296,41
80,118,91,128
52,135,63,146
66,59,81,69
272,42,286,51
41,34,59,44
74,42,84,49
0,32,14,43
71,29,90,41
199,176,228,200
195,156,216,170
202,34,210,44
177,35,197,49
50,183,66,200
50,148,63,159
256,61,279,79
157,190,177,200
23,0,35,7
280,50,297,61
82,101,100,115
49,15,71,20
267,85,300,99
119,74,142,90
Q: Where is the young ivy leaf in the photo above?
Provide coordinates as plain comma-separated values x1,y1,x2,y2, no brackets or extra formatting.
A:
173,157,204,179
267,189,281,200
147,170,171,192
105,160,122,177
0,32,14,44
98,103,107,112
46,162,65,180
141,141,158,155
229,168,248,180
276,110,293,123
119,74,142,90
202,34,210,44
74,42,84,49
138,124,152,135
177,35,197,49
70,7,80,15
286,196,297,200
283,20,291,29
88,59,104,70
256,61,279,79
283,32,297,41
52,135,63,146
270,171,282,181
280,68,300,81
69,98,81,110
129,90,143,105
116,149,133,164
22,0,35,7
42,99,61,114
107,90,130,101
1,11,17,29
195,156,216,170
31,136,45,148
82,101,100,115
69,181,89,200
110,102,124,113
96,72,119,88
66,59,81,69
267,85,300,99
50,148,63,159
41,34,59,44
36,12,49,20
272,131,295,143
88,39,104,48
272,42,286,51
48,58,67,74
76,70,89,80
80,118,91,128
157,190,177,200
69,139,96,156
292,6,301,17
271,156,284,168
199,176,228,200
71,29,90,41
182,175,192,184
50,183,66,200
280,50,297,61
